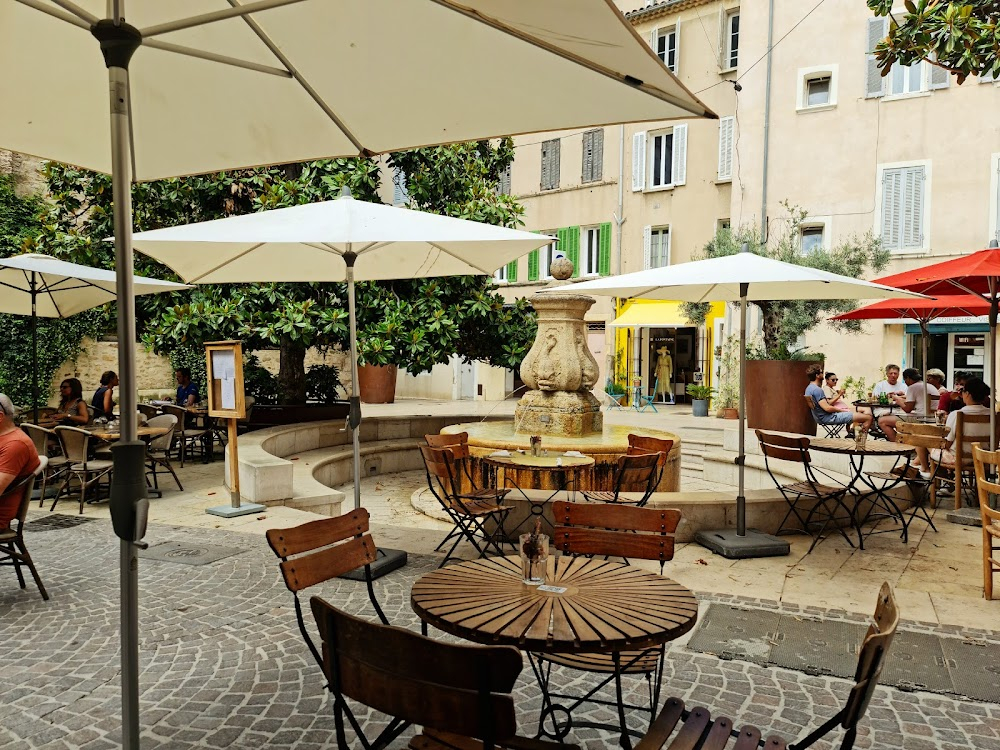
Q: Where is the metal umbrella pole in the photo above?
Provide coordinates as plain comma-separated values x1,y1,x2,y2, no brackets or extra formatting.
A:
736,283,748,536
990,278,998,453
30,272,38,424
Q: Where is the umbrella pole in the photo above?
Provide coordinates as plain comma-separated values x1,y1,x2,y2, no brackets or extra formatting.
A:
31,273,38,424
345,250,362,511
990,280,998,453
737,284,747,536
921,321,930,416
95,17,146,750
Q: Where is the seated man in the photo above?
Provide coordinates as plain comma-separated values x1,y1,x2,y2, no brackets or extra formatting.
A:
806,364,872,435
871,364,907,418
913,377,991,479
878,368,939,442
174,367,200,408
0,394,41,531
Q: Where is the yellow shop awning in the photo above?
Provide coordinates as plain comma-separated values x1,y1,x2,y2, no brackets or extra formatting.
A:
610,301,691,328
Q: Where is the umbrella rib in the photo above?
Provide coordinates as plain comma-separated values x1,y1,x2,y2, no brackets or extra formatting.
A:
14,0,90,30
429,0,712,119
224,0,367,153
187,243,268,283
426,242,493,275
139,0,309,38
48,0,97,24
142,39,294,78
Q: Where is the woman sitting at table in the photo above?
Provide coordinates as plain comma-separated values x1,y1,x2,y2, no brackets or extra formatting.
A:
42,378,89,427
913,377,991,478
91,370,118,420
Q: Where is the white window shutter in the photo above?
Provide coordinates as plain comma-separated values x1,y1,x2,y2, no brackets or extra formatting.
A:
393,169,409,205
903,167,925,249
650,27,657,49
665,227,672,266
632,131,646,192
929,61,951,90
673,20,681,74
865,17,888,98
881,168,902,249
672,124,688,186
717,7,726,69
981,66,998,83
996,159,1000,243
717,116,734,181
643,226,652,269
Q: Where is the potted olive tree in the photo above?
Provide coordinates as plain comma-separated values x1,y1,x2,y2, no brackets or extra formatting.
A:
686,384,715,417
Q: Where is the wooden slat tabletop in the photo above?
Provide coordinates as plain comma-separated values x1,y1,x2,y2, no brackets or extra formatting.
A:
411,555,698,654
808,438,914,456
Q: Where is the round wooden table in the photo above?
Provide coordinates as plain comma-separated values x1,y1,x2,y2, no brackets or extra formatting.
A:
87,425,170,442
411,555,698,747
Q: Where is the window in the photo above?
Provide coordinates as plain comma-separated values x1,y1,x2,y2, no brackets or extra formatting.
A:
392,168,409,206
723,10,739,70
581,227,600,276
800,226,824,253
541,238,560,280
633,125,687,192
644,226,671,269
650,131,673,189
652,26,678,73
494,264,508,283
494,258,517,284
806,76,830,106
797,66,838,111
582,129,603,183
717,218,731,233
540,139,560,191
890,60,925,95
878,164,928,251
717,116,734,181
866,17,948,98
497,164,511,196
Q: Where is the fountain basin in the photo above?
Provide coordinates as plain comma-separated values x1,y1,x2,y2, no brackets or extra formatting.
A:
441,422,681,493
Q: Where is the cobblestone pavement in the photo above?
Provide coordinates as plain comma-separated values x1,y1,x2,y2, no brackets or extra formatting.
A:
3,516,1000,750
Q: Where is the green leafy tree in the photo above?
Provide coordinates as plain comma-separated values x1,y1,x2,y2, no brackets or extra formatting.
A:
867,0,1000,83
682,203,890,359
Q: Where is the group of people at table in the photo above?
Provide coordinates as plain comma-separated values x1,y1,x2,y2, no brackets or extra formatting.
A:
806,362,992,478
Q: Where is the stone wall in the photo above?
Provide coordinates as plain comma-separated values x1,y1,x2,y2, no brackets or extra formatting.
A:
0,150,46,195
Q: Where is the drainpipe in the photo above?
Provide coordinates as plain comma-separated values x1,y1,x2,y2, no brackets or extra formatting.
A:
611,125,627,380
759,0,775,242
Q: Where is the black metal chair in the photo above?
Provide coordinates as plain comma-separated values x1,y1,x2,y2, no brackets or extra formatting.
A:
805,395,846,438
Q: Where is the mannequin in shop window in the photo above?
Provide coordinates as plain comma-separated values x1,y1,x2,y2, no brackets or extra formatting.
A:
656,346,674,404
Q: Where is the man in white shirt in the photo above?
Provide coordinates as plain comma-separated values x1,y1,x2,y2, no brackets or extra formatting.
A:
878,368,939,441
914,378,992,479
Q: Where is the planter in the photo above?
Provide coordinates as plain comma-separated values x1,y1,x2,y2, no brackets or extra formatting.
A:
692,399,709,417
246,402,349,430
357,364,398,404
745,359,817,436
722,407,739,420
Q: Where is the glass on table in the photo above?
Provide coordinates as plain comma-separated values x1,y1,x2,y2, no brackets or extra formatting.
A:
519,532,549,585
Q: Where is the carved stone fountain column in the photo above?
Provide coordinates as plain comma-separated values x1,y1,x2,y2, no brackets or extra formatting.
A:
515,291,603,437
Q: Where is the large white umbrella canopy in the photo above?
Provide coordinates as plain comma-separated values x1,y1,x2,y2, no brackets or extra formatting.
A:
1,2,713,744
539,249,928,557
131,191,554,514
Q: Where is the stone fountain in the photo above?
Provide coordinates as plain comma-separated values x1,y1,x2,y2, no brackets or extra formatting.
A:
440,257,681,494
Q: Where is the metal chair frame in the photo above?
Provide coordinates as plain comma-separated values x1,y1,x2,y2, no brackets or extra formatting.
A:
51,426,113,514
581,452,662,507
606,378,627,411
145,414,183,491
21,423,69,506
0,457,48,601
635,376,659,413
805,395,847,438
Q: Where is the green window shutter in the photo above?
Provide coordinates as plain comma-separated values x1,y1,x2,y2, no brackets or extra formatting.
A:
506,259,517,282
598,222,612,276
567,226,581,277
556,227,568,276
528,249,539,281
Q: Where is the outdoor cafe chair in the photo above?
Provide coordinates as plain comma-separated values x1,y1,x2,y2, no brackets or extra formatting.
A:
51,426,113,514
145,414,182,492
972,445,1000,601
535,501,682,742
137,403,160,421
419,445,512,568
627,433,674,491
929,411,997,509
636,583,899,750
756,430,857,553
266,509,388,672
309,596,580,750
0,457,49,601
804,395,847,438
161,404,210,466
424,432,510,505
635,376,659,412
21,423,69,507
605,378,627,411
582,451,662,507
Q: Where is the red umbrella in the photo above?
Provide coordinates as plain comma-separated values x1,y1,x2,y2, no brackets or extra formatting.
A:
832,295,992,414
874,243,1000,445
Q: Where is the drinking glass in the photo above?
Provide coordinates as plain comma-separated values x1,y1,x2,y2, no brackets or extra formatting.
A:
519,533,549,585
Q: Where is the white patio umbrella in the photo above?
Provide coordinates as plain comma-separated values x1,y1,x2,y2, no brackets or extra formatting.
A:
0,253,189,421
2,2,712,744
539,246,928,559
131,189,554,515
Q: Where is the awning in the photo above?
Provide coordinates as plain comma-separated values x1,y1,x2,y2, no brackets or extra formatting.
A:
904,323,989,335
610,300,725,328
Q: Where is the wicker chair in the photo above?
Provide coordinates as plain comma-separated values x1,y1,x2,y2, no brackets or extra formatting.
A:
21,423,69,507
161,404,210,466
145,414,182,491
51,426,113,514
0,457,49,600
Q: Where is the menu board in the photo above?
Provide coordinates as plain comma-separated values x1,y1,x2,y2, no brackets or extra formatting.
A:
204,341,246,419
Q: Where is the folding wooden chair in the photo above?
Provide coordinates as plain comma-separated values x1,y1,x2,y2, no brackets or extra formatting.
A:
309,596,579,750
424,432,510,505
636,583,899,750
582,452,662,506
627,434,674,491
0,457,49,600
972,445,1000,601
930,412,997,509
805,395,846,438
266,509,388,671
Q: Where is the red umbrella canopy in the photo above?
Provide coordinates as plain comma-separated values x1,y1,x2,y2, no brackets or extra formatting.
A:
874,247,1000,297
831,295,993,323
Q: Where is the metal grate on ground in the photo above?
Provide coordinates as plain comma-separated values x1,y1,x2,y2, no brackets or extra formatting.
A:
24,514,97,532
686,602,1000,704
139,541,249,566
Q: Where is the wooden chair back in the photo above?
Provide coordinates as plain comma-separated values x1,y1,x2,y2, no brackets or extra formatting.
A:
21,423,52,455
894,420,947,451
145,414,177,452
420,444,463,507
756,430,812,464
310,595,521,749
425,432,471,461
627,434,673,489
54,426,91,464
612,452,663,501
552,500,681,569
842,582,899,729
953,412,995,474
972,445,1000,600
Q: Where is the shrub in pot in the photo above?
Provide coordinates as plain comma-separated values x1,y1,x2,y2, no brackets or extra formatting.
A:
686,384,715,417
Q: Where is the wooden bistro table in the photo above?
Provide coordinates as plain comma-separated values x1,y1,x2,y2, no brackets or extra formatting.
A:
808,437,915,547
411,554,698,748
483,452,595,537
88,425,170,442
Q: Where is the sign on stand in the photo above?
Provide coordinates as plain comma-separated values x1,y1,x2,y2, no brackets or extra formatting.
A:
203,341,265,518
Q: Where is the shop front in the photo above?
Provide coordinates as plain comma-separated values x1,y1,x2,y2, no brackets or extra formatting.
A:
903,318,991,385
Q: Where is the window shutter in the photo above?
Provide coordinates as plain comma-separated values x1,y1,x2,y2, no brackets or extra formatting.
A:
673,21,681,74
582,131,593,182
664,227,672,266
565,226,581,278
506,259,517,282
632,131,646,192
592,129,603,181
717,7,725,69
498,164,511,196
650,27,658,50
865,17,888,98
881,168,903,250
981,66,998,83
598,222,612,276
393,169,409,205
541,139,560,190
540,144,550,192
996,160,1000,243
551,140,560,190
929,61,950,90
717,116,734,181
903,167,925,249
671,124,688,186
643,225,652,270
528,249,539,281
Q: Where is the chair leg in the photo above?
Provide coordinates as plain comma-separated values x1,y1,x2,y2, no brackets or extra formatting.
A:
14,539,48,601
985,527,994,601
164,459,183,491
78,472,88,515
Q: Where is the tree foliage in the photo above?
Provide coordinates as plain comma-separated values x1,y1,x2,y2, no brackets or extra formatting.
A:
867,0,1000,83
682,203,890,359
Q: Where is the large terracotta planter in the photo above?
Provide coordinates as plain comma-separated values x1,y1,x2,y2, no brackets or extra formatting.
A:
745,360,817,436
357,364,398,404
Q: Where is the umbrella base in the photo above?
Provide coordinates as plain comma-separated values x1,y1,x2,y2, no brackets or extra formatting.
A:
205,502,267,518
340,547,408,581
694,528,790,559
946,507,982,527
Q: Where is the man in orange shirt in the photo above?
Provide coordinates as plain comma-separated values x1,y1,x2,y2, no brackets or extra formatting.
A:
0,394,41,530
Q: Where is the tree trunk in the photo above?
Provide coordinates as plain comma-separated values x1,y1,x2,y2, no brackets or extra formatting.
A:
278,336,307,405
759,302,783,359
